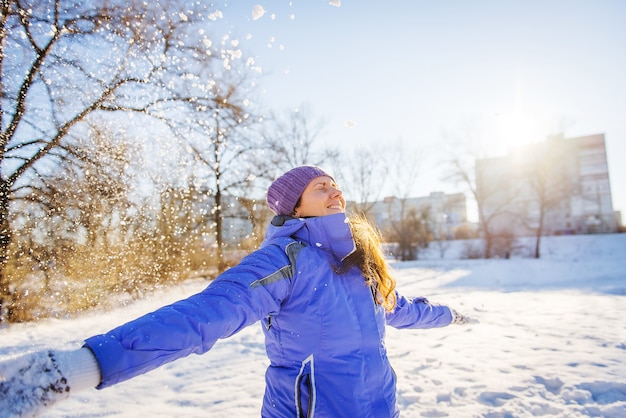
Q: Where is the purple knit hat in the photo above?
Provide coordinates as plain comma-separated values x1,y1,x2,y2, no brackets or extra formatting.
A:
266,166,333,215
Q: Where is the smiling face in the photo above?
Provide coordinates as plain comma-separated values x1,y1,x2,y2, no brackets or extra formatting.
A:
294,176,345,217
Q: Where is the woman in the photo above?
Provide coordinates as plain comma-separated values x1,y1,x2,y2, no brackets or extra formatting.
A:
0,165,476,417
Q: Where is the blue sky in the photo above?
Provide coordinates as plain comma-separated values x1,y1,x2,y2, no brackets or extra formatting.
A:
216,1,626,219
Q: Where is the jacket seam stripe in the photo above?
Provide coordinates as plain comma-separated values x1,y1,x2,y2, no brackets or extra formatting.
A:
250,265,292,288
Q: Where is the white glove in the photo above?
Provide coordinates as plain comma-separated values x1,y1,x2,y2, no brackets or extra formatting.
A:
0,348,100,418
0,350,71,418
450,308,479,325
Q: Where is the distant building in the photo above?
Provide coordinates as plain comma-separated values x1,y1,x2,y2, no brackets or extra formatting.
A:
358,191,469,240
476,133,618,236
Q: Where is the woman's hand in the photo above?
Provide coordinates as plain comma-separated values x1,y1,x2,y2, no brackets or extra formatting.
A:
450,308,479,325
0,350,71,418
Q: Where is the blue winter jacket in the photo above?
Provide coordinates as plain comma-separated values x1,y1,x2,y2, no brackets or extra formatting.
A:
84,213,453,417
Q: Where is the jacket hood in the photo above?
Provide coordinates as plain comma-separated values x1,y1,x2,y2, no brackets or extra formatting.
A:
262,213,356,263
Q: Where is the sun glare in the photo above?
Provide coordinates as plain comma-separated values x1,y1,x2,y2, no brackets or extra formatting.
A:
489,109,547,156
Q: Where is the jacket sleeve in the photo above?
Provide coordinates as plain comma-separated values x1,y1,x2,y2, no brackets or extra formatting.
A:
84,245,291,389
385,292,453,329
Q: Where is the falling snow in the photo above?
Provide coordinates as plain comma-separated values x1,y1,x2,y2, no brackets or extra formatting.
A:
251,5,265,21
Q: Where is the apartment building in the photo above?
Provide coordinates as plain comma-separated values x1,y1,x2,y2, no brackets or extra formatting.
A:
362,191,469,240
476,133,618,236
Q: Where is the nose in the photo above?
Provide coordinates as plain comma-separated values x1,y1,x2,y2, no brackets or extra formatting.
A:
330,185,342,197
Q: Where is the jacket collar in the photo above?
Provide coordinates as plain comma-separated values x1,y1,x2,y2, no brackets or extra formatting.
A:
263,213,356,262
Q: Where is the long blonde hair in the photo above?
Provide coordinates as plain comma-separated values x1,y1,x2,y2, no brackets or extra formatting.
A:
342,214,397,312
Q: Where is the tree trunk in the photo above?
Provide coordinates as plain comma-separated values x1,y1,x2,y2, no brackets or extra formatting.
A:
482,225,494,259
0,179,12,323
534,210,546,259
215,187,225,274
213,113,226,274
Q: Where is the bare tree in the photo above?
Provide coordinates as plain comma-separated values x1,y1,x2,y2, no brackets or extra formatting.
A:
152,39,263,272
517,139,576,258
151,101,338,272
159,68,265,273
229,104,340,239
260,104,339,176
386,204,432,261
443,127,519,258
0,0,232,321
337,145,389,217
6,123,135,320
380,141,429,260
264,104,336,167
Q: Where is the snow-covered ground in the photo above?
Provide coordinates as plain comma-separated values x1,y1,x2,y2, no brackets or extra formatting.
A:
1,233,625,417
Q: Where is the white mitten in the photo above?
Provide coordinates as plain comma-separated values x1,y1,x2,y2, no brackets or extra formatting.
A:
0,348,100,418
450,308,479,325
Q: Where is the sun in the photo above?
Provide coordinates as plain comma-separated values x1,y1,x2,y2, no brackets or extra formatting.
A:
489,108,548,156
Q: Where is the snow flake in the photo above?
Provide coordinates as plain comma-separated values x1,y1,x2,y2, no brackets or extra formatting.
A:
329,0,341,7
315,242,322,247
207,11,224,21
228,49,243,59
252,5,265,20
